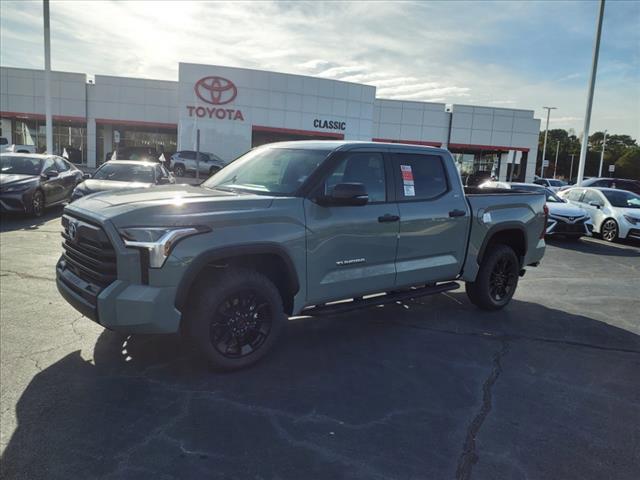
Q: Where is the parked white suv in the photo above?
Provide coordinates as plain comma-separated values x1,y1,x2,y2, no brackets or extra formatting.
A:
169,150,225,177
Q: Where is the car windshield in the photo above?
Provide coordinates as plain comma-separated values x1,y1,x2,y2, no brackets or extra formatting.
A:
92,163,155,183
602,190,640,208
203,147,330,195
545,188,564,203
548,179,566,187
0,156,43,175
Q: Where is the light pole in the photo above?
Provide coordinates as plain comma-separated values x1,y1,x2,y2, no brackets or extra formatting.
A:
598,130,607,177
43,0,53,154
540,106,557,178
553,140,560,179
576,0,606,186
569,153,576,181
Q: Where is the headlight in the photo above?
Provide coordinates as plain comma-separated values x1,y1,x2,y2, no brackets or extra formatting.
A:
3,183,31,193
623,215,640,225
119,226,209,268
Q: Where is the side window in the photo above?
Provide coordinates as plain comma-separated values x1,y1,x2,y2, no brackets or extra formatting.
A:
54,157,70,172
182,151,196,160
592,180,609,187
534,179,546,186
583,190,603,206
392,153,448,200
198,153,209,162
324,152,386,203
42,158,57,174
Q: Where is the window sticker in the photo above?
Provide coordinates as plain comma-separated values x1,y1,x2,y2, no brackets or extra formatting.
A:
404,185,415,196
400,165,414,185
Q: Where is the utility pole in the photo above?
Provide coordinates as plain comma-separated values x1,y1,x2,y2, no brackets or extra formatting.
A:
540,106,557,178
598,130,607,177
195,129,200,181
577,0,606,186
43,0,53,154
553,140,560,179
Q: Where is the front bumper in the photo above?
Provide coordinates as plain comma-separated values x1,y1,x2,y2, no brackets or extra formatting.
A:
57,257,182,334
0,191,29,213
546,215,592,237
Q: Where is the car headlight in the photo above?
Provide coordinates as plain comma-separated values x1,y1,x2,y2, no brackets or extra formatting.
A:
623,215,640,225
3,183,31,193
119,226,209,268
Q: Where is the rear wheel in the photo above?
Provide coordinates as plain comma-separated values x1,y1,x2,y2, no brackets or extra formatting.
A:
174,164,185,177
465,244,519,311
185,268,285,371
600,218,618,242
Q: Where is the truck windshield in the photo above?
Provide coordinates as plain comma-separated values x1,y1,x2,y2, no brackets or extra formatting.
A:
203,147,330,195
93,163,155,183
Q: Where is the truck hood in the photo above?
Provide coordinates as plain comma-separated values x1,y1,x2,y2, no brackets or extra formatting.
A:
547,202,586,217
66,184,276,227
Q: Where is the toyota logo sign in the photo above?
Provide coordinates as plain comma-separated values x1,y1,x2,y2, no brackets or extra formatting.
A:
68,220,78,241
194,76,237,105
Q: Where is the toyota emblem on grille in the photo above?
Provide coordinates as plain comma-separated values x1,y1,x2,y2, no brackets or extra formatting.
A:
68,221,78,241
569,217,574,222
194,76,237,105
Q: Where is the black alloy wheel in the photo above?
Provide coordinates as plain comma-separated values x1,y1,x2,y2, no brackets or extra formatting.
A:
488,256,518,302
174,164,185,177
210,290,272,359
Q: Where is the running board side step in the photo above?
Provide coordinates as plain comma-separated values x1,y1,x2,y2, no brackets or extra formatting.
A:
303,282,460,317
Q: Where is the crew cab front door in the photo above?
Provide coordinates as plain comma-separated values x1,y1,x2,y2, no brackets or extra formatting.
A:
391,152,470,287
304,151,399,305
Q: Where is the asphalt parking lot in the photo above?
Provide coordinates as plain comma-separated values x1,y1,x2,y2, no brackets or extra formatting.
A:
1,209,639,480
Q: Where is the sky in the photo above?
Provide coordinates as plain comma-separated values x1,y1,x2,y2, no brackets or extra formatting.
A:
1,0,639,139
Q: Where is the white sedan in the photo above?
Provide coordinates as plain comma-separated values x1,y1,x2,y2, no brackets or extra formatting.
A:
479,181,593,238
558,187,640,242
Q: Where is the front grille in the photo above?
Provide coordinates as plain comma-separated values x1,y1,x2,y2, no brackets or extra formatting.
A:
58,214,117,310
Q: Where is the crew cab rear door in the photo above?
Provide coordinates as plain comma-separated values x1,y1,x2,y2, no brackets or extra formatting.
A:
304,150,399,305
391,151,470,287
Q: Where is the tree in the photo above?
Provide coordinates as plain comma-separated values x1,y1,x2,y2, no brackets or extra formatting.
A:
615,147,640,180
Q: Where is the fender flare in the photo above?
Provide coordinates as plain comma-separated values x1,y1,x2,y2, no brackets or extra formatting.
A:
477,222,528,265
174,243,300,311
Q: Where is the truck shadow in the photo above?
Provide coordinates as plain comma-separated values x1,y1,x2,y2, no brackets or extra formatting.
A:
0,206,64,233
2,295,639,479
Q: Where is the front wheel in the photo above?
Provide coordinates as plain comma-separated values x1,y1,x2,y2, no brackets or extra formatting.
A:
174,164,185,177
185,268,285,371
600,218,618,242
465,244,519,311
29,189,45,217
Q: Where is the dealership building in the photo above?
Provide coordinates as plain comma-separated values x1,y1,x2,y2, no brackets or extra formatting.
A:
1,63,541,182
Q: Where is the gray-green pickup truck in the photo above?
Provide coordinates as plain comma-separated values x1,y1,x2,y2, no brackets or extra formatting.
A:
57,141,547,370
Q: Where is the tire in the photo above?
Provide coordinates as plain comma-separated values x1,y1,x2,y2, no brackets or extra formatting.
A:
29,189,45,217
185,268,285,371
174,164,185,177
600,218,618,242
465,244,519,311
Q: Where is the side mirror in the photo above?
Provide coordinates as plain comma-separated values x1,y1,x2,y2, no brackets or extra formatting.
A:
83,173,91,180
318,183,369,206
42,170,59,179
588,201,602,209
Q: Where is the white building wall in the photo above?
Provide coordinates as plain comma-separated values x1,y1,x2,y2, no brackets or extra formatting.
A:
373,99,449,145
178,63,376,162
0,67,86,119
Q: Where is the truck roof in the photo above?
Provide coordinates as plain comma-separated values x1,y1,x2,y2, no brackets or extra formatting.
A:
263,140,449,155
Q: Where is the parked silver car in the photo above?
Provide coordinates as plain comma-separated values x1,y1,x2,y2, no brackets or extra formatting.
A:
480,181,593,238
558,187,640,242
168,150,225,177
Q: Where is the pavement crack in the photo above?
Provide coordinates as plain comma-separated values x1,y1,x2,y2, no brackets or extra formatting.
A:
455,338,509,480
0,269,53,282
